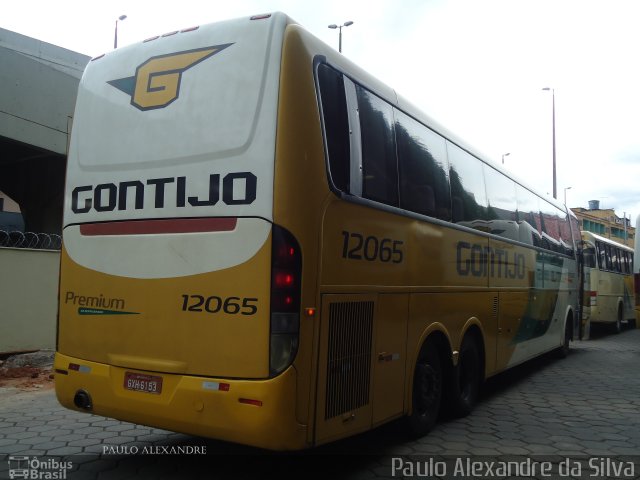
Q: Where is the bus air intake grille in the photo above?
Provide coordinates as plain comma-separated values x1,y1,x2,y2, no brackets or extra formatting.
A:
325,300,374,420
492,296,499,320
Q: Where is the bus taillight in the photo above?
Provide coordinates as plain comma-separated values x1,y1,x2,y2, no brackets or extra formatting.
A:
589,291,597,306
269,225,302,376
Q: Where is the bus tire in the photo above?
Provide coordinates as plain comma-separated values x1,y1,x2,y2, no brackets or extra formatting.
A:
448,334,482,417
406,339,442,438
556,316,572,359
613,305,623,334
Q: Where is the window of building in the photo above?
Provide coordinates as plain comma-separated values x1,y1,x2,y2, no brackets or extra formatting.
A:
583,219,605,235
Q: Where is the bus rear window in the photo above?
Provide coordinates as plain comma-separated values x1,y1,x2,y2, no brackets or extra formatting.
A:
317,64,350,193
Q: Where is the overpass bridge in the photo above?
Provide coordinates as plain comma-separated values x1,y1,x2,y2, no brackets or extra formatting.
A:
0,27,89,235
0,28,89,353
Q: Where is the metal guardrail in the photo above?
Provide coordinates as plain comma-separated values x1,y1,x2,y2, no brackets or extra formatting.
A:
0,230,61,250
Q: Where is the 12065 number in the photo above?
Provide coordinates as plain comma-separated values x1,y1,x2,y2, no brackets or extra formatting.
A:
341,231,404,263
181,295,258,315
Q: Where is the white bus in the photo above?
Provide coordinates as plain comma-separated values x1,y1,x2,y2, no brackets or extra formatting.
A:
582,231,635,333
634,214,640,326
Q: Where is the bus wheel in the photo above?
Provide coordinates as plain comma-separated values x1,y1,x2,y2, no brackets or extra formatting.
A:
448,335,482,417
613,305,623,334
406,339,442,437
556,317,571,358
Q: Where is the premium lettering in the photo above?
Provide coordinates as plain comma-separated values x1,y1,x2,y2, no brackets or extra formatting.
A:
64,291,125,310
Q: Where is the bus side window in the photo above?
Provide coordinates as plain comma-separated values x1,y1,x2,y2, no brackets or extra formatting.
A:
317,64,350,193
395,109,451,220
583,247,596,268
622,250,630,274
605,244,613,271
539,203,564,252
516,186,542,247
355,85,399,207
569,215,580,256
484,167,518,242
558,213,573,256
447,142,489,226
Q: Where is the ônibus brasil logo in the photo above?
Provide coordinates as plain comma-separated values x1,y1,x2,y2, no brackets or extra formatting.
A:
7,456,73,479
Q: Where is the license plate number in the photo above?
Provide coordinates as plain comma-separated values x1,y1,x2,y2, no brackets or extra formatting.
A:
124,372,163,394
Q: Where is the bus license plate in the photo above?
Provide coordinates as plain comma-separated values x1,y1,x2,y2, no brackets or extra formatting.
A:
124,372,163,394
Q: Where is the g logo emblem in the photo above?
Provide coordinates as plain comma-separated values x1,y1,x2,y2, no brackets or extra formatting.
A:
108,44,232,111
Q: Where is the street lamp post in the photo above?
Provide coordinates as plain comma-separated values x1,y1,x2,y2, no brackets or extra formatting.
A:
502,152,510,165
564,186,572,206
114,15,127,49
328,21,354,53
542,87,557,199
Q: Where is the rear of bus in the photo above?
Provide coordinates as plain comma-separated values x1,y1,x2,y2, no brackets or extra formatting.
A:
54,13,307,450
635,214,640,327
581,232,635,333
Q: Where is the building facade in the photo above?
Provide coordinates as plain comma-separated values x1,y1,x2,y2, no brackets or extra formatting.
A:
571,202,634,248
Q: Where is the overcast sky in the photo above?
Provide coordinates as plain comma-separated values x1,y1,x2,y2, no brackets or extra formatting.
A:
4,0,640,223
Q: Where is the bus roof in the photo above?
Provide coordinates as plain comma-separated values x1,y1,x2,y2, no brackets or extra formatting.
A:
582,231,634,251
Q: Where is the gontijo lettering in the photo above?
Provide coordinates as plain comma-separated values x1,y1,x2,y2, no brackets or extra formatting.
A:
71,172,257,214
456,241,526,279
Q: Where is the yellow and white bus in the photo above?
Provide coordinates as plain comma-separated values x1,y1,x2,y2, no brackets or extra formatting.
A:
55,12,580,450
582,231,635,334
634,214,640,326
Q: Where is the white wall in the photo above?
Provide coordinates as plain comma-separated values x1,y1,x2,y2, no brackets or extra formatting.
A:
0,248,59,353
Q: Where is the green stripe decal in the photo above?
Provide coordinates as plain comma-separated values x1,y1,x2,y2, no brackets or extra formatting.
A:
78,308,139,315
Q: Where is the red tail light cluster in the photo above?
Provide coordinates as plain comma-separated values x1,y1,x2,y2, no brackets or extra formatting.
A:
270,225,302,376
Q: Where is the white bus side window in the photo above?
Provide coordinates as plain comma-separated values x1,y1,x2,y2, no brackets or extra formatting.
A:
583,246,597,268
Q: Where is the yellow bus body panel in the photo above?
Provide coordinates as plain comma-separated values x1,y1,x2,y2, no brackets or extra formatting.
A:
58,234,272,379
54,353,307,450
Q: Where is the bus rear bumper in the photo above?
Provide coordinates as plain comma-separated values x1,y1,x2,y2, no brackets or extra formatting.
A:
54,353,307,450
